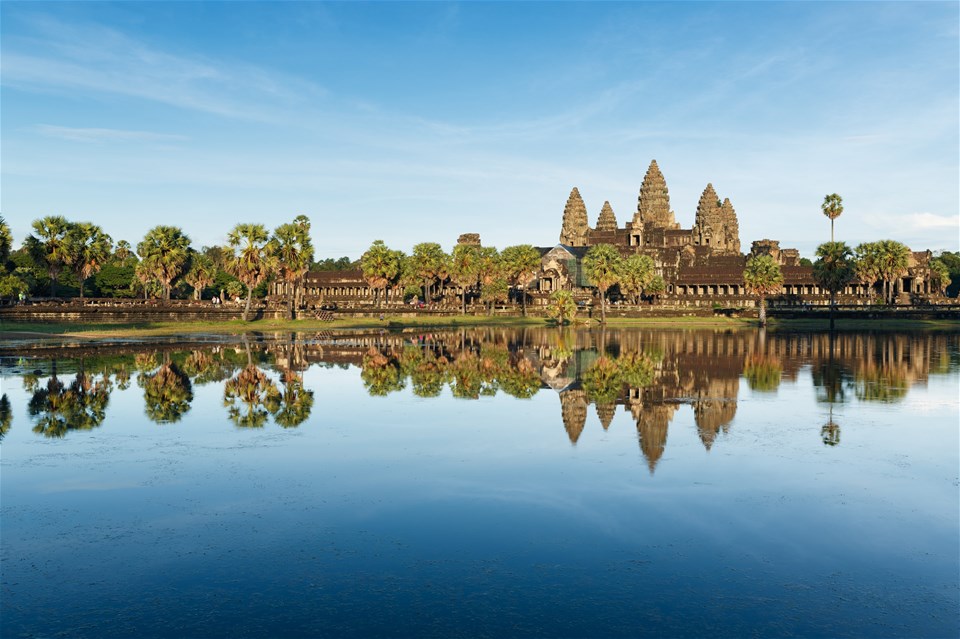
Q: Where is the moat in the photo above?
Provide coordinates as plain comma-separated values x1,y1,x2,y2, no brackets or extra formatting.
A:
2,328,958,638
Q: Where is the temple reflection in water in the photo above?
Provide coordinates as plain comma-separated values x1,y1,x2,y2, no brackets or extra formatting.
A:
9,328,958,472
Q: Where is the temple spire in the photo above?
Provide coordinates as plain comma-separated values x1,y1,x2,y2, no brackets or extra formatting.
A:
595,201,619,232
559,187,590,247
634,159,676,229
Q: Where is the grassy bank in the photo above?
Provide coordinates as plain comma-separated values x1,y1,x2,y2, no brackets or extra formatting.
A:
2,313,956,340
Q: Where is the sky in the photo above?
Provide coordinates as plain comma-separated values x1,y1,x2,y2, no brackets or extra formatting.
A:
2,1,958,260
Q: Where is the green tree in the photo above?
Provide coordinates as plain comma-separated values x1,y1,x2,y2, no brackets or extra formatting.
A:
267,216,314,317
855,242,882,302
929,258,952,296
500,244,542,316
113,240,134,263
813,241,856,331
547,289,577,325
821,193,843,242
479,276,509,315
223,364,280,427
227,223,270,321
28,215,72,297
450,243,483,313
184,252,216,300
616,253,655,305
646,275,666,304
361,240,401,308
65,222,113,299
932,251,960,297
410,242,448,303
743,253,783,327
137,226,191,301
875,239,911,304
583,244,622,323
0,215,12,266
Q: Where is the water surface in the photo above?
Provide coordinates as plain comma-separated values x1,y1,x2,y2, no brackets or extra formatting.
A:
2,328,958,637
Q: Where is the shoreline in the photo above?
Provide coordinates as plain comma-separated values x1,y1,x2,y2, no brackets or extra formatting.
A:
2,314,958,342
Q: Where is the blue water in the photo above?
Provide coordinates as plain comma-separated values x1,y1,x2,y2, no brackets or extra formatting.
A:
1,329,958,637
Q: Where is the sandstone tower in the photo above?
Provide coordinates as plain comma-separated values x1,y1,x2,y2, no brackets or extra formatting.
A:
559,187,590,247
633,160,677,229
595,201,618,233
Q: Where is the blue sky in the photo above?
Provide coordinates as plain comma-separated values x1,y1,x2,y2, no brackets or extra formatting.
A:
2,1,957,259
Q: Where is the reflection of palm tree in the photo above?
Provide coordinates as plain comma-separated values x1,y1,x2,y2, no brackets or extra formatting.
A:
361,347,406,397
854,362,908,403
821,405,840,446
28,364,110,438
0,394,11,441
268,370,314,428
223,364,280,428
499,354,542,399
582,355,621,405
141,358,194,424
743,355,782,392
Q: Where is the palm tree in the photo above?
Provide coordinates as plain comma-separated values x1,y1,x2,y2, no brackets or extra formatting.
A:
227,223,270,321
743,253,784,327
410,242,448,303
268,218,314,318
875,239,911,304
616,253,655,305
29,215,72,297
113,240,133,263
855,242,882,302
929,258,951,296
184,253,216,300
450,243,482,313
0,216,12,265
137,226,191,301
66,222,113,299
821,193,843,242
813,241,856,331
361,240,401,308
583,244,622,323
548,290,578,325
500,244,542,316
140,357,194,423
646,275,666,305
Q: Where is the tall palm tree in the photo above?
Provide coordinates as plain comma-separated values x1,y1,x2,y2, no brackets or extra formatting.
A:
0,216,12,265
227,223,270,321
137,226,192,301
268,218,314,318
855,242,882,302
500,244,542,316
743,253,784,327
410,242,448,303
184,252,216,300
450,243,482,313
875,239,911,304
66,222,113,299
616,253,655,305
29,215,72,297
821,193,843,242
361,240,401,308
813,241,856,331
583,244,622,323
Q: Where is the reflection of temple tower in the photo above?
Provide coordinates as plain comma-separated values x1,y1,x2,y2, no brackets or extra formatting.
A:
633,401,678,473
559,388,588,444
595,402,616,430
692,377,739,450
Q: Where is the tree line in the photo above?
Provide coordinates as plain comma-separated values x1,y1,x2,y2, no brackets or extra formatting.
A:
1,205,956,323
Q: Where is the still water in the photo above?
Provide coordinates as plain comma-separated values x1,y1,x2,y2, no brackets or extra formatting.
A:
1,328,958,638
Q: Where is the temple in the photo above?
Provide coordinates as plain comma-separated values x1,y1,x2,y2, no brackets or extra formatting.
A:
275,159,944,311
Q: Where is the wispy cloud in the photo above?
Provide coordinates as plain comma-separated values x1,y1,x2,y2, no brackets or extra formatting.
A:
1,15,327,122
35,124,188,144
